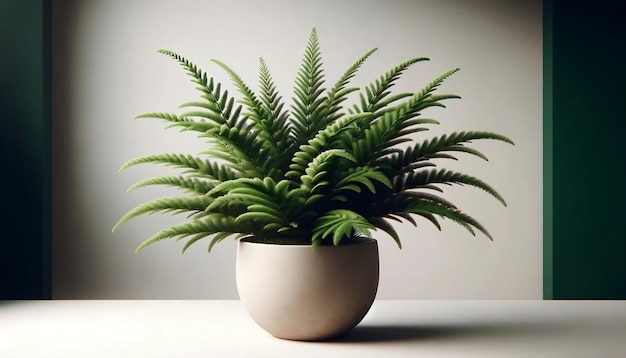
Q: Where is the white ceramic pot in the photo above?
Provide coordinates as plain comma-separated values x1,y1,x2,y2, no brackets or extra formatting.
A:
236,237,379,341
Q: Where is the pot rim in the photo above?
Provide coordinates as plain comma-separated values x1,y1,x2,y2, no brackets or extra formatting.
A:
239,236,377,247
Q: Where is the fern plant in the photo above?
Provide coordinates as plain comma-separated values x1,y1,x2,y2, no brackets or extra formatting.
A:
113,28,514,253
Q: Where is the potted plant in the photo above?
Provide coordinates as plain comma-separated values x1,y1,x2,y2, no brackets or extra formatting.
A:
113,28,513,341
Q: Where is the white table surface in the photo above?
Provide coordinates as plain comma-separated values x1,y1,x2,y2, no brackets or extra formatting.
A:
1,300,625,357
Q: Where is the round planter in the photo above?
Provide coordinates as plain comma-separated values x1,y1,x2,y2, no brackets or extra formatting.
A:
236,237,379,341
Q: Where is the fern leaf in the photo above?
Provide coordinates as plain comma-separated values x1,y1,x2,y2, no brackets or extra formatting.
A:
180,233,209,254
351,69,461,158
211,58,286,175
382,131,508,176
351,111,408,164
398,168,507,206
290,28,328,147
127,176,216,195
211,59,263,118
207,232,248,253
368,217,402,249
208,178,293,230
176,110,226,125
257,58,292,174
178,101,221,113
322,47,378,124
112,195,213,232
408,211,442,231
287,112,371,178
135,213,251,252
158,49,213,97
297,149,356,203
160,49,268,177
203,125,264,177
134,112,216,133
407,202,493,240
335,166,392,194
119,153,208,172
119,153,238,182
312,209,375,247
384,212,419,227
357,57,430,113
181,232,247,253
413,68,460,103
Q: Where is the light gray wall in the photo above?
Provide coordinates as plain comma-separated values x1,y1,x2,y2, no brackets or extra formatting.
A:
52,0,543,299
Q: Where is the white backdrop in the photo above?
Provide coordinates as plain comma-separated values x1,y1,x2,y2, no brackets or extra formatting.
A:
52,0,543,299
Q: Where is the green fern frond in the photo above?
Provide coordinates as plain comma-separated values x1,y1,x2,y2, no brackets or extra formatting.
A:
112,195,213,233
257,58,292,173
211,59,264,119
178,101,221,113
352,112,445,166
335,166,392,194
290,28,328,146
176,109,231,126
381,131,514,175
351,111,403,164
298,149,356,204
119,153,209,173
135,213,251,252
368,190,460,234
211,59,286,173
158,49,213,97
414,68,460,102
383,211,419,226
312,209,375,247
179,233,209,254
119,153,238,181
202,195,249,218
407,201,492,240
160,49,269,177
348,68,462,166
355,56,430,114
347,57,432,145
134,112,216,133
287,112,371,178
394,68,460,122
206,232,248,253
127,176,215,195
406,211,442,231
373,191,459,217
208,177,295,233
368,217,402,249
323,48,378,121
410,93,461,114
203,124,265,177
357,68,459,136
397,168,507,206
179,231,246,254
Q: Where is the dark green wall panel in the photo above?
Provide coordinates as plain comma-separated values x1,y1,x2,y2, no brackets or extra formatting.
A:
550,0,626,299
0,0,51,299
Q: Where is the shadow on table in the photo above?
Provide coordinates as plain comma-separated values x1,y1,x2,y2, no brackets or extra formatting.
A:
328,321,571,343
0,300,24,308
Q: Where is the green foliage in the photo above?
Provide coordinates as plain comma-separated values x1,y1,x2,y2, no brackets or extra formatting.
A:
113,28,514,253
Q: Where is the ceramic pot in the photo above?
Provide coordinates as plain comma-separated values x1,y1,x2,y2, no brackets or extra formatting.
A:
236,237,379,341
